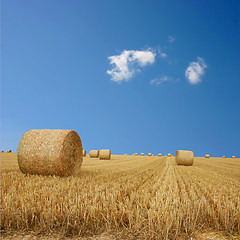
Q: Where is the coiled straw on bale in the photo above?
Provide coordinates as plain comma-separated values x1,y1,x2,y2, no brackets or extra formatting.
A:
82,150,86,156
17,129,83,177
148,153,152,156
175,150,194,166
89,150,99,158
99,149,111,160
158,153,162,157
7,150,12,153
168,153,171,157
141,153,144,156
205,154,210,158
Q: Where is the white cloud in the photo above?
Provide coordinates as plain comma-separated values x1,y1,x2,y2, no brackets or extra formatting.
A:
107,49,156,82
169,36,175,42
185,57,207,84
150,75,173,85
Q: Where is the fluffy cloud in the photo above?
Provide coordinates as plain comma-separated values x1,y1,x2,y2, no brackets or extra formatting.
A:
185,57,207,84
150,75,173,85
107,50,156,82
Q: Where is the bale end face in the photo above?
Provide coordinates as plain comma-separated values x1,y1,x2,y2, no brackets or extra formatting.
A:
99,149,111,160
175,150,194,166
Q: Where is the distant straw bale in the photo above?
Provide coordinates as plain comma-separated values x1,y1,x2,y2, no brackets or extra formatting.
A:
141,153,144,156
158,153,162,157
82,150,86,156
17,129,83,177
133,153,138,156
205,154,210,158
1,150,4,153
148,153,152,156
89,150,99,158
152,154,155,156
223,156,226,158
124,154,127,155
175,150,194,166
168,153,171,157
231,156,235,158
7,150,12,153
99,149,111,160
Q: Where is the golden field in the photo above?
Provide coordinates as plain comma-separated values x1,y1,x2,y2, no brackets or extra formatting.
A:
1,152,240,240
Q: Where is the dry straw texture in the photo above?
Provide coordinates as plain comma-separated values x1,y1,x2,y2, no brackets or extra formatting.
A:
17,129,83,177
82,150,86,156
175,150,194,166
99,149,111,160
89,150,99,158
158,153,162,157
141,153,144,156
223,156,226,158
205,154,210,158
148,153,152,156
7,150,12,153
168,153,171,157
232,156,235,158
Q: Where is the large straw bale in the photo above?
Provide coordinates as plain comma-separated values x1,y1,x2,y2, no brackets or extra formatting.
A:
89,150,99,158
223,156,226,158
205,154,210,158
231,156,235,158
175,150,194,166
141,153,144,156
82,150,86,156
99,149,111,160
158,153,162,157
168,153,171,157
7,150,12,153
17,129,83,177
148,153,152,156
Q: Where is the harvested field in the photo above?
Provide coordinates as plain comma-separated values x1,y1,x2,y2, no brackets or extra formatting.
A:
1,152,240,239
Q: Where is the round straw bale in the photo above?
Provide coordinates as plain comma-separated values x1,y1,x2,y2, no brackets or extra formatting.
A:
89,150,99,158
167,153,171,157
1,150,4,152
175,150,194,166
17,129,83,177
231,156,235,158
205,154,210,158
223,156,226,158
7,150,12,153
99,149,111,160
82,150,86,156
148,153,152,156
141,153,144,156
133,153,138,156
158,153,162,157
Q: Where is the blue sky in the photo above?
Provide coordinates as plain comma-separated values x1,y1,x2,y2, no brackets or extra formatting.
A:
1,0,240,157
